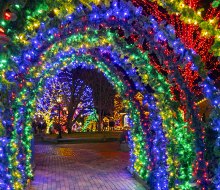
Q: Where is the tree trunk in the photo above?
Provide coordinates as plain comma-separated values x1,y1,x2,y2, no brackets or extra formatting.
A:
67,115,73,134
66,105,75,134
98,112,101,132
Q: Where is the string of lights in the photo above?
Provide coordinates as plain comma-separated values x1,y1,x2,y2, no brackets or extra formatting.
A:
0,0,219,189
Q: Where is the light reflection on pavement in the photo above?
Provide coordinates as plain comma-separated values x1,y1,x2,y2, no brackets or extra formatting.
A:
29,142,146,190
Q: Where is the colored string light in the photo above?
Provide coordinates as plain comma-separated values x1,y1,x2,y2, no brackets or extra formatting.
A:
0,1,219,189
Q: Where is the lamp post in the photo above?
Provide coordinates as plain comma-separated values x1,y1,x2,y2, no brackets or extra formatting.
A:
57,96,62,139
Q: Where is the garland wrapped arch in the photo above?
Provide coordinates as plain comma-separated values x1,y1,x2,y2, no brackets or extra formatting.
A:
9,33,196,189
0,0,219,189
39,47,170,187
38,34,194,189
10,49,152,189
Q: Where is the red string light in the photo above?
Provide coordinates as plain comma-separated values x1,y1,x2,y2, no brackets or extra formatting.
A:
4,10,12,21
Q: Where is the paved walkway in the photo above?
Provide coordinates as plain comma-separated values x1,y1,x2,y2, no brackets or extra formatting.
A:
30,142,145,190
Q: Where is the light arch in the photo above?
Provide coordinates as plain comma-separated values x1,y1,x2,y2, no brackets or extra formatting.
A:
26,29,195,188
1,1,219,190
17,44,170,184
11,53,153,189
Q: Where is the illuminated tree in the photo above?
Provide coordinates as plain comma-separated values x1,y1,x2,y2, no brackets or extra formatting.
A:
82,108,98,132
60,68,116,132
65,78,94,133
35,77,65,133
36,70,95,133
58,69,95,133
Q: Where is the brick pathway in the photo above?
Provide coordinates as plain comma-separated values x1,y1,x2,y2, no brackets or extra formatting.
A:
30,142,145,190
